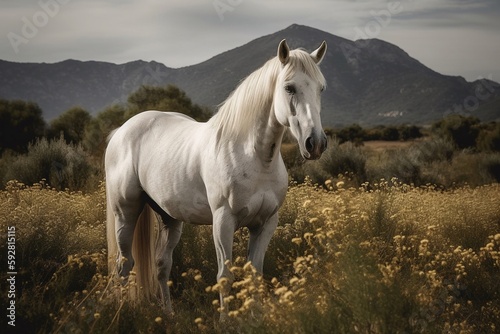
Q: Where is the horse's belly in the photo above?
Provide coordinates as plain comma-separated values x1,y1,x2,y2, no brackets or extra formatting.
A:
159,186,212,225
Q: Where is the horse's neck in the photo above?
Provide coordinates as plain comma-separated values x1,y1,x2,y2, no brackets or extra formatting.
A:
251,104,286,165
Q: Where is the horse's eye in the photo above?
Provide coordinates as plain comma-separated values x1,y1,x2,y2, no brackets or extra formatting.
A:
284,84,296,95
320,85,325,93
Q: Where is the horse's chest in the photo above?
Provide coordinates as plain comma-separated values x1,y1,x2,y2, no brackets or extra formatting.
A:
233,190,282,229
227,167,288,228
207,152,288,228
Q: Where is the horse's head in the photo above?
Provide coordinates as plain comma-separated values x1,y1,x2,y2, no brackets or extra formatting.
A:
274,39,328,160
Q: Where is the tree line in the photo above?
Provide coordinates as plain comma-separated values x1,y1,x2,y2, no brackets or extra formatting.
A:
0,85,211,190
1,84,499,190
326,116,500,152
0,85,211,157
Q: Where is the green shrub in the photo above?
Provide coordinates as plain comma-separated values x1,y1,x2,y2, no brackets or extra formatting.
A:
3,137,98,190
411,137,455,165
421,151,500,187
484,153,500,182
477,122,500,152
367,148,421,186
320,139,367,184
432,115,480,149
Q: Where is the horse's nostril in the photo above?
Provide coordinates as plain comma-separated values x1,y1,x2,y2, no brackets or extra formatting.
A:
305,137,314,153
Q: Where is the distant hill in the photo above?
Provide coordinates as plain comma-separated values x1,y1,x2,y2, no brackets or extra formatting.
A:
1,24,499,126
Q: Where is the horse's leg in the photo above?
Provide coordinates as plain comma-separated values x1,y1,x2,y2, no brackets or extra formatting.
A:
247,213,279,273
212,207,236,316
114,200,144,280
155,214,183,314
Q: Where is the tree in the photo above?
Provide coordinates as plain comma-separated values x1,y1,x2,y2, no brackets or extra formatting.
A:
381,126,399,141
336,124,365,145
83,104,127,157
433,115,480,149
48,107,91,144
399,125,422,141
126,85,211,121
0,99,46,154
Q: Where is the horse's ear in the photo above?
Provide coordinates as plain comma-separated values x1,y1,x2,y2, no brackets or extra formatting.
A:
311,40,327,65
278,39,290,65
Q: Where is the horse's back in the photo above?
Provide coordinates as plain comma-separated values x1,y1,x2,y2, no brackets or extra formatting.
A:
105,110,212,223
106,110,196,171
106,110,201,157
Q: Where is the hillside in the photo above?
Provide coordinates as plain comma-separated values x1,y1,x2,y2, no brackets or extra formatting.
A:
0,24,499,126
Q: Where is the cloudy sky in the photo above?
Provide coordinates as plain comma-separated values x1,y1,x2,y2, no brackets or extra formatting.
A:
1,0,499,82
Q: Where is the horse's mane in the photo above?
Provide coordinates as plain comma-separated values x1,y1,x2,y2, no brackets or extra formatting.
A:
210,48,326,141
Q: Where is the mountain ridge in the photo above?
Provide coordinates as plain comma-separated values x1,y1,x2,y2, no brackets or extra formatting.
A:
1,24,499,126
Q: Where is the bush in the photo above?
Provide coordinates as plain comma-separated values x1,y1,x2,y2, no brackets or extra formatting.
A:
477,122,500,152
420,151,500,188
320,139,367,183
484,153,500,182
3,137,99,190
288,140,367,186
368,148,421,185
433,115,480,149
411,137,455,165
364,137,500,187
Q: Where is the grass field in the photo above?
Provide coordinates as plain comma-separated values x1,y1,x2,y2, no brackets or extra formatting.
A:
362,140,416,152
1,178,499,333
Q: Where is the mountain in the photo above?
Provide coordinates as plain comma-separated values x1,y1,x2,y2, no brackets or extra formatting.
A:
1,24,499,126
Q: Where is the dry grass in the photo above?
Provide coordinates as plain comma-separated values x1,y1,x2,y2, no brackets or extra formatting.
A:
0,179,499,333
363,140,416,152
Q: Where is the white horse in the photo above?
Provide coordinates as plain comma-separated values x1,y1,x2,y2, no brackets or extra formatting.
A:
106,39,328,314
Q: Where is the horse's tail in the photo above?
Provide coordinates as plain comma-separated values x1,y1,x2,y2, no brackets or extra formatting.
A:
131,203,159,301
106,191,117,276
106,195,159,302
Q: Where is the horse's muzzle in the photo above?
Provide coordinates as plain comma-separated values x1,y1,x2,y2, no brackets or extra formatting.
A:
305,133,327,160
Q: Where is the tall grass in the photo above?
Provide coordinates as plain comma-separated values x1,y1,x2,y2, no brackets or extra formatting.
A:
1,180,499,333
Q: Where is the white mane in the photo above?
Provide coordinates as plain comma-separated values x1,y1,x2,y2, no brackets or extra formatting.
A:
210,48,326,141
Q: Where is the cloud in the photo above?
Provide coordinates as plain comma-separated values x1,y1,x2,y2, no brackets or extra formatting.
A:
0,0,498,81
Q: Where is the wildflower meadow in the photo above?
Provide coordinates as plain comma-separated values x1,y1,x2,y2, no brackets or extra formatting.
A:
1,177,499,333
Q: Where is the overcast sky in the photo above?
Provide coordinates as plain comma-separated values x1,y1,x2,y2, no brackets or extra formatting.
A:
1,0,499,82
